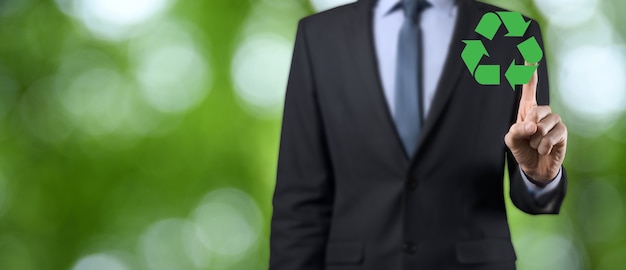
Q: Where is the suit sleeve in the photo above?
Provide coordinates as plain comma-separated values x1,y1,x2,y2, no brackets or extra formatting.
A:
507,20,567,215
269,19,334,270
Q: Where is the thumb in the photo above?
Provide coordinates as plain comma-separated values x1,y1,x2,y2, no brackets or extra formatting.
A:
505,121,538,148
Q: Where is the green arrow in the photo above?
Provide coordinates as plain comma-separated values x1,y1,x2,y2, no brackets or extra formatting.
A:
461,40,488,75
517,37,543,64
475,65,500,85
504,60,538,90
475,12,501,40
496,12,530,37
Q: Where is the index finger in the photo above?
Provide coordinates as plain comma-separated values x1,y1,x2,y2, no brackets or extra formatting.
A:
520,68,538,107
516,67,539,123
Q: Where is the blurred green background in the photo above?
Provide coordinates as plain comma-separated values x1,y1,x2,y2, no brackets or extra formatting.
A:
0,0,625,269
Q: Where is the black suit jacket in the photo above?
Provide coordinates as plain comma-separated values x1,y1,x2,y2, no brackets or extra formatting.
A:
270,0,567,269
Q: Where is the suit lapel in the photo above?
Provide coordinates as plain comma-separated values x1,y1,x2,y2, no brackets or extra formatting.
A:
409,0,480,168
348,0,411,165
346,0,481,169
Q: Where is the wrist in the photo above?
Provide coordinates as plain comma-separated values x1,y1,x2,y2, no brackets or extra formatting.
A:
521,166,559,184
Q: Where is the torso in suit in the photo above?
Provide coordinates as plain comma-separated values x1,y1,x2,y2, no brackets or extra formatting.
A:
270,0,567,269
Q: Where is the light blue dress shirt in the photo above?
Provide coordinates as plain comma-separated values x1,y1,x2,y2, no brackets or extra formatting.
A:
372,0,561,196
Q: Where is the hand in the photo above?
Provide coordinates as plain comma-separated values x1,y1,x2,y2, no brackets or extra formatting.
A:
504,70,567,183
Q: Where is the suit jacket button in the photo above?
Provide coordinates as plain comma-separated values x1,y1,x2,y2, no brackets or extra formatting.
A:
403,242,417,254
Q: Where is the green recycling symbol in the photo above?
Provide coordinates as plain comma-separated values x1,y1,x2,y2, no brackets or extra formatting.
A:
461,11,543,90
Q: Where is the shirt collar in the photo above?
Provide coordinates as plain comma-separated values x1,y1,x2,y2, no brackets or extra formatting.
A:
378,0,457,16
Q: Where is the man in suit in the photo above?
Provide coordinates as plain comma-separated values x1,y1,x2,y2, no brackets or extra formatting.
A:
270,0,568,269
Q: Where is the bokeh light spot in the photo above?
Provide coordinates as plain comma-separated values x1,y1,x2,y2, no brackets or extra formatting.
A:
232,34,292,117
576,180,624,242
139,219,197,270
61,0,172,40
58,68,132,135
130,20,211,114
309,0,357,12
545,15,617,54
191,188,263,268
136,45,209,113
72,253,129,270
52,49,169,141
82,0,169,26
181,221,213,269
557,45,626,132
515,231,584,270
534,0,599,28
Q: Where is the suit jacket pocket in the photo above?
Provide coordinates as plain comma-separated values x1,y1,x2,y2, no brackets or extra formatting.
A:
455,239,516,264
325,241,364,264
